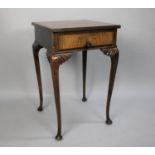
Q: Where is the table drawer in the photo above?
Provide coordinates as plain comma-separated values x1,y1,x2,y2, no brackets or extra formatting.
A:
54,31,114,51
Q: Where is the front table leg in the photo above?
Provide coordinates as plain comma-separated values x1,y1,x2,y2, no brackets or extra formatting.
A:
49,53,72,140
100,47,119,125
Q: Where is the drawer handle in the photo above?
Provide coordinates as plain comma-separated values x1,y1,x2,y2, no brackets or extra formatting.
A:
85,41,92,48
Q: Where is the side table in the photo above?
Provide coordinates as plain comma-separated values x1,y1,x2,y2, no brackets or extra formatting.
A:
32,20,121,140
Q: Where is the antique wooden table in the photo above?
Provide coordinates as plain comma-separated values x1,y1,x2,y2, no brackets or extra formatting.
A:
32,20,120,140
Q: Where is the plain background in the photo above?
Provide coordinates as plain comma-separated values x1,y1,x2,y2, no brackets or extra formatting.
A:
0,8,155,146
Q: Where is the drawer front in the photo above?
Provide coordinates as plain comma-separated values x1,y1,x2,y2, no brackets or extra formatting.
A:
54,31,114,51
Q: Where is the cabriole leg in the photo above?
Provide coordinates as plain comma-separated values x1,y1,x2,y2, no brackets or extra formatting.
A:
49,53,72,140
32,41,43,112
101,47,119,125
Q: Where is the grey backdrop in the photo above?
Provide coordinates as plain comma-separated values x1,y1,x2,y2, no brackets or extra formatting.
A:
0,8,155,146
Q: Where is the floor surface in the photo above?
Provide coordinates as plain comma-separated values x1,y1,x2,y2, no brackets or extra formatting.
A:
0,93,155,146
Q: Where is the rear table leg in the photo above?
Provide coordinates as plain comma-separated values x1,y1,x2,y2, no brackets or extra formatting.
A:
82,49,87,102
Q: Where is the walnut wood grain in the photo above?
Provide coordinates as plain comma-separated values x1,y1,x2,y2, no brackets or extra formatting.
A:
54,31,114,50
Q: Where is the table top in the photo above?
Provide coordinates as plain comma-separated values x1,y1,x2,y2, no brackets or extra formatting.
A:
32,20,120,32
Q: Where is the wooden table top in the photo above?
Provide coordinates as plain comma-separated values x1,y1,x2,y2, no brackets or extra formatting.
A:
32,20,121,32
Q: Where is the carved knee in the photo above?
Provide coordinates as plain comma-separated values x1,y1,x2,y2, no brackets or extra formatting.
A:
100,47,119,57
50,53,73,66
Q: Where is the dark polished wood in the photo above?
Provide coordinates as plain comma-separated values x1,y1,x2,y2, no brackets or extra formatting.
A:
82,49,87,102
49,53,73,140
101,47,119,124
32,20,120,32
32,20,120,140
32,41,43,111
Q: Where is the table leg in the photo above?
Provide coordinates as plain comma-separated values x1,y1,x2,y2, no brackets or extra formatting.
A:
32,41,43,111
49,53,72,140
101,47,119,125
82,49,87,102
